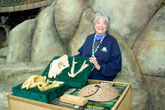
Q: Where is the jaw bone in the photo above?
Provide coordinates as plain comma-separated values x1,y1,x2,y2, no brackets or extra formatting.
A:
38,81,60,91
48,55,70,78
21,75,50,90
21,75,60,91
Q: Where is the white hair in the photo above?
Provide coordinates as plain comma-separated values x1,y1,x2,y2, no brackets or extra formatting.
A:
93,13,110,29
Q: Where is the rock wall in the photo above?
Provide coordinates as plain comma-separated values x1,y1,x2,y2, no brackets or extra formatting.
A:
7,19,36,62
0,0,164,110
133,5,165,110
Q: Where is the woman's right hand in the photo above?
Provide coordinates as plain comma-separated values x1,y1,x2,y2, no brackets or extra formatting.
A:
89,56,100,70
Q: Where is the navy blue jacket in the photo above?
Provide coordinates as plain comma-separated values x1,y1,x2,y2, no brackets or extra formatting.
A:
76,33,122,81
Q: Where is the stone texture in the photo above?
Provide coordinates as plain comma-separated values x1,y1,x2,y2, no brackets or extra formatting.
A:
47,0,54,5
33,2,41,9
0,58,6,64
20,5,27,11
27,3,34,10
1,7,7,12
69,8,95,56
40,1,48,7
134,41,165,76
90,0,162,48
0,63,48,85
55,0,88,45
32,1,67,63
133,5,165,110
142,75,165,110
131,89,149,110
8,6,14,12
133,6,165,76
14,6,21,12
7,19,36,63
0,47,8,58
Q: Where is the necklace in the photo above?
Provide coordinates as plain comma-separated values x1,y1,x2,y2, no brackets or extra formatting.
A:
92,33,106,56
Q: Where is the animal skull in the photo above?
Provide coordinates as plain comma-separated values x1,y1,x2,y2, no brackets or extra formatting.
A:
38,81,60,91
21,75,60,91
48,55,70,78
21,75,50,90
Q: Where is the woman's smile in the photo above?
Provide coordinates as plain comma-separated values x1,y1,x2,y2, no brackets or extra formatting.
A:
95,18,108,35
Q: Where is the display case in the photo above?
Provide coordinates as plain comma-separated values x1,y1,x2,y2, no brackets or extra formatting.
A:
8,80,131,110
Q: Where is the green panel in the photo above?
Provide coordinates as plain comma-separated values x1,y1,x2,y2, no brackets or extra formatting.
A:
42,56,94,88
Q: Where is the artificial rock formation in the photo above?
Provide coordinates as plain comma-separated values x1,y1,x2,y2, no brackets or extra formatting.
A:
69,8,95,56
55,0,88,45
32,1,67,63
133,5,165,110
90,0,163,48
7,19,36,63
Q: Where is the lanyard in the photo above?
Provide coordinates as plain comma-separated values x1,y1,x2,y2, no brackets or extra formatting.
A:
92,33,106,56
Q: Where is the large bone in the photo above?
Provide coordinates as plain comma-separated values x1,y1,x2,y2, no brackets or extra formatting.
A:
21,75,49,89
48,55,70,78
21,75,60,91
38,81,60,91
68,58,88,78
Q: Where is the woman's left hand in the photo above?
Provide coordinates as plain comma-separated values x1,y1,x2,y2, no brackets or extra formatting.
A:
89,56,100,70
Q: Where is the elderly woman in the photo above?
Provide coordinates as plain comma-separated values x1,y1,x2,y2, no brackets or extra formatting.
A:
76,13,122,81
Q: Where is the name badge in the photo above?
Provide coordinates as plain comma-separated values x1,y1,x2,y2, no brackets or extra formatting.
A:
101,47,107,52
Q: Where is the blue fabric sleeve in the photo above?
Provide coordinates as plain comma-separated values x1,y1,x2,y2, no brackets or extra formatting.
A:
99,39,122,77
75,36,89,57
75,44,84,57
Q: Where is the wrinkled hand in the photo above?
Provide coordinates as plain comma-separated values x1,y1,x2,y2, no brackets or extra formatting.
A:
89,56,100,70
